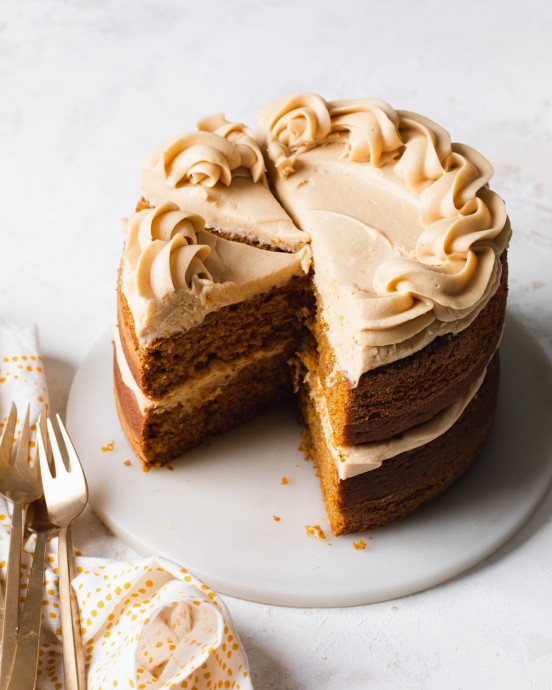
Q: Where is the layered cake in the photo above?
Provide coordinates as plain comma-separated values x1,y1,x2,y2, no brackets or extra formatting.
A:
114,94,510,536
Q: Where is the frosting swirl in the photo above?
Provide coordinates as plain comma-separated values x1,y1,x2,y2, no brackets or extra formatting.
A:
262,92,331,150
157,117,265,189
393,112,451,194
197,114,266,183
257,93,332,176
125,202,213,300
328,99,403,165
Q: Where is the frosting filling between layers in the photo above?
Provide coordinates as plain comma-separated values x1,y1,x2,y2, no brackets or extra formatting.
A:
114,325,289,414
308,365,488,481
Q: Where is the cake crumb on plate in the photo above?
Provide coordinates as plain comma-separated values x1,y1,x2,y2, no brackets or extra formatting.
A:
305,524,326,540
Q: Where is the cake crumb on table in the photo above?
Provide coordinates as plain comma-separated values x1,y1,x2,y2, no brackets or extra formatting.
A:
273,515,281,522
353,538,367,550
281,475,289,485
305,524,326,540
100,440,115,452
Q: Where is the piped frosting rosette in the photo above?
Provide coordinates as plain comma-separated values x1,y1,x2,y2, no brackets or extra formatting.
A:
124,202,216,302
140,114,309,252
257,93,510,347
149,117,266,192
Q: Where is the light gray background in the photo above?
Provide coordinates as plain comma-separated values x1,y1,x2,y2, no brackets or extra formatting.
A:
1,1,551,688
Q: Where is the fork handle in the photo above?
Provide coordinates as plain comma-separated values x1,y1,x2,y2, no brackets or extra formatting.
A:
67,525,86,686
0,503,23,690
6,531,48,690
58,526,86,690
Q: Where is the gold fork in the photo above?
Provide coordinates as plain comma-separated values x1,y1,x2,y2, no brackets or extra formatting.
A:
38,415,88,690
6,421,58,690
0,404,43,689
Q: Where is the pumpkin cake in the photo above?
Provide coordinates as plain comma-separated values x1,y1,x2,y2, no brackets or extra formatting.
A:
114,94,510,536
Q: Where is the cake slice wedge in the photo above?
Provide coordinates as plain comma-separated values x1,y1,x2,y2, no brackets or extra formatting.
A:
115,202,311,465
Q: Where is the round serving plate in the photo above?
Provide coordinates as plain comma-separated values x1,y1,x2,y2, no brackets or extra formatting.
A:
66,314,552,607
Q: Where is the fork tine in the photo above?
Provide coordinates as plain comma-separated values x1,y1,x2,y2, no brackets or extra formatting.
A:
37,412,49,466
37,421,52,481
0,402,17,465
56,415,85,480
15,404,31,466
46,417,67,478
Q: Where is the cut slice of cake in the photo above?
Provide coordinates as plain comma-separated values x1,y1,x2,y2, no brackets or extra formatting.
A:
115,120,311,466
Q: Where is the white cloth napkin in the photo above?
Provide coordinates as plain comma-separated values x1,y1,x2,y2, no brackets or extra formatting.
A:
0,320,253,690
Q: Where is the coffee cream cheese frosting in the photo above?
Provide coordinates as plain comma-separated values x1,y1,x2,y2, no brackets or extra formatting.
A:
122,201,310,343
140,116,307,251
256,93,511,385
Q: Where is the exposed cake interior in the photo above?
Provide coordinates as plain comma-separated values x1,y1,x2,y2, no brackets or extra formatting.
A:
300,353,500,535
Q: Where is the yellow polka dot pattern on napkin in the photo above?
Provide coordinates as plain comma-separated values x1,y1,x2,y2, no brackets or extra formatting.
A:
72,557,252,689
0,320,49,428
0,510,252,690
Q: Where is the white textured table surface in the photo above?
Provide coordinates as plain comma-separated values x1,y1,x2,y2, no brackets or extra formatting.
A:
1,1,552,688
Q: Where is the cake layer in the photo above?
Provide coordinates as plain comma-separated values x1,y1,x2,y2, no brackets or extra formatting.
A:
301,353,500,536
114,348,294,466
303,253,507,445
308,361,487,481
118,273,312,399
114,324,289,414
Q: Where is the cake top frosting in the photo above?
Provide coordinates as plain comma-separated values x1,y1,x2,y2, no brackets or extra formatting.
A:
126,95,510,383
256,93,510,383
140,116,307,251
122,201,310,342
